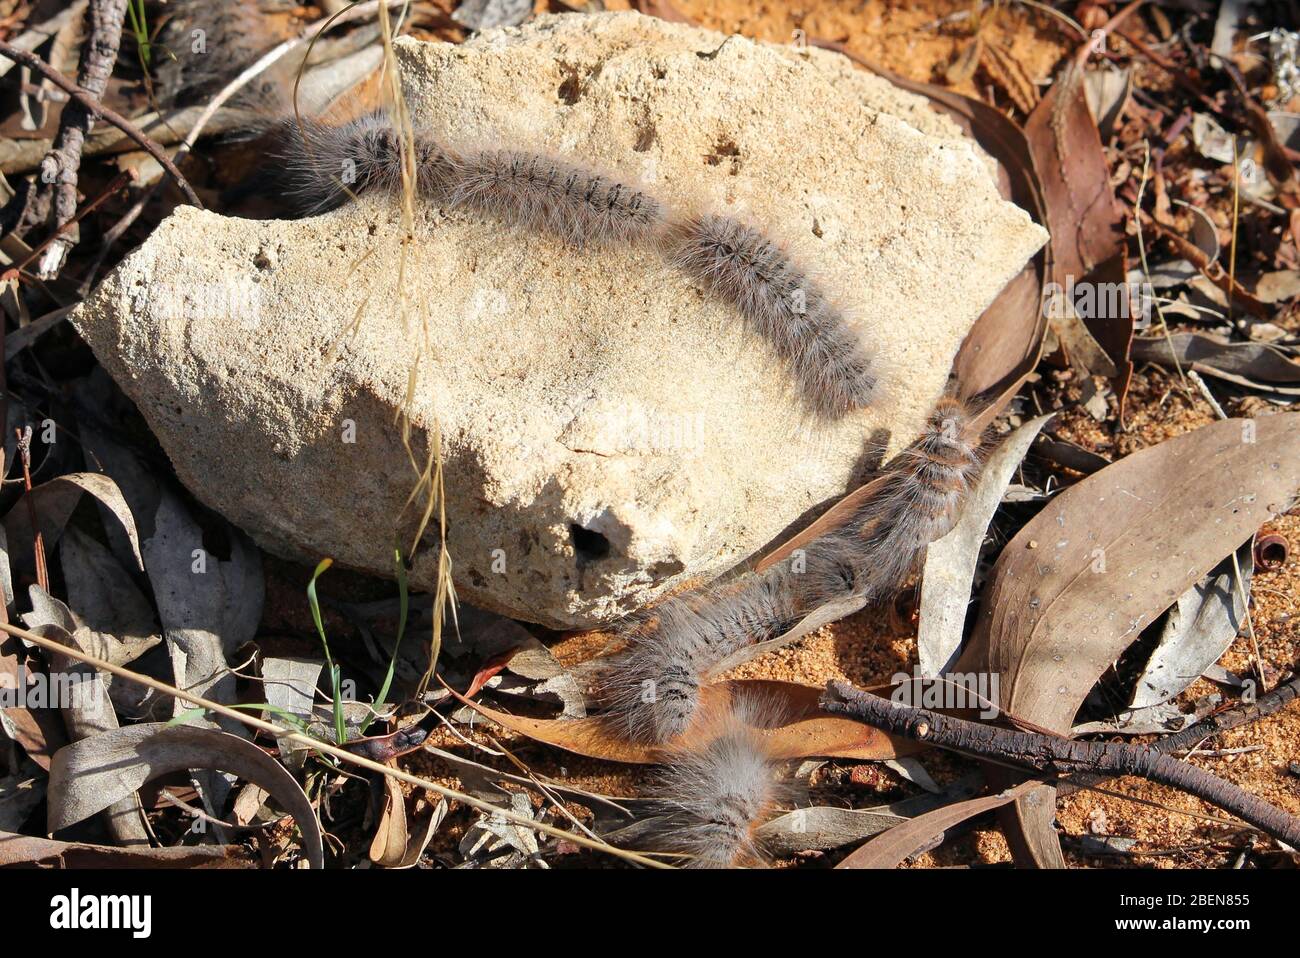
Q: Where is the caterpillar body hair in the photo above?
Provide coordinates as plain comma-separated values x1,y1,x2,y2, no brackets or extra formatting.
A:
595,393,983,744
595,568,809,744
268,113,665,245
445,149,667,247
836,393,983,600
634,695,789,868
267,114,453,216
670,214,878,419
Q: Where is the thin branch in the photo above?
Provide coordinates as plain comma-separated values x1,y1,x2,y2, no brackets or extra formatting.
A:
822,680,1300,849
0,37,203,211
10,0,130,276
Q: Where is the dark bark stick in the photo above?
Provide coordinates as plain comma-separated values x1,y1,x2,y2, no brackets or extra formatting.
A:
8,0,129,274
822,679,1300,849
46,0,132,272
1056,672,1300,799
0,28,203,257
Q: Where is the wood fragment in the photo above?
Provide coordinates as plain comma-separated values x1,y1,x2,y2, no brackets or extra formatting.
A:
822,680,1300,849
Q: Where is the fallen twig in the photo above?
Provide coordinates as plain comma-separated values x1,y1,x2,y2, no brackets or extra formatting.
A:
13,168,135,274
822,679,1300,849
5,0,131,277
0,33,204,230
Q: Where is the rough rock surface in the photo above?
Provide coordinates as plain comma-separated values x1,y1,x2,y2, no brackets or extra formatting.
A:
72,12,1047,629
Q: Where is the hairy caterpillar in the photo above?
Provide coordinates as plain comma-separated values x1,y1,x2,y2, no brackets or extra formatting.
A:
595,394,983,744
448,148,667,246
834,394,983,596
595,568,803,744
269,113,666,245
632,695,789,868
670,214,878,419
262,111,878,416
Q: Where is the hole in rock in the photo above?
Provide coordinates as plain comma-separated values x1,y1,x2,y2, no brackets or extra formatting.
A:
569,523,612,561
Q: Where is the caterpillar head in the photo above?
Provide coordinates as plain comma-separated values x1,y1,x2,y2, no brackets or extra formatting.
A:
638,694,794,868
593,637,701,745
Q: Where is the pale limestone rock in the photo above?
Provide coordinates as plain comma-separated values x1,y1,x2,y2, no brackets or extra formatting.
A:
72,12,1047,628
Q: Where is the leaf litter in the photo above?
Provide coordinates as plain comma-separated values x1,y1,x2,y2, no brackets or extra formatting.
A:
2,0,1300,871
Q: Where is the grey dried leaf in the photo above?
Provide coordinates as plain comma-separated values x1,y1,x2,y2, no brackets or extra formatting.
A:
3,472,143,581
1255,270,1300,304
47,723,324,868
260,655,325,765
884,757,942,794
138,487,265,796
60,526,161,661
459,791,543,868
1073,694,1220,736
0,526,13,620
18,608,150,845
918,414,1054,677
755,773,984,856
1129,541,1252,709
1082,65,1131,140
1131,333,1300,395
260,656,323,722
506,641,587,718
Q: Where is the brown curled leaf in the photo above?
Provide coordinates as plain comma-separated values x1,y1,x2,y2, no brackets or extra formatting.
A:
448,679,914,764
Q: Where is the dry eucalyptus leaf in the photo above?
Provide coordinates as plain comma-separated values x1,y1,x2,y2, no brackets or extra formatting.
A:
60,526,161,657
260,657,323,723
1129,541,1251,709
959,413,1300,867
47,723,324,868
1083,65,1132,140
20,615,151,847
836,780,1041,869
918,414,1054,677
3,472,142,579
1131,333,1300,392
503,640,588,719
371,774,447,869
0,526,13,618
24,579,159,670
755,774,984,855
